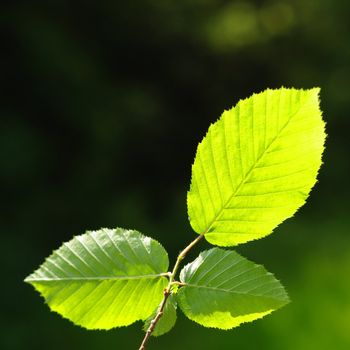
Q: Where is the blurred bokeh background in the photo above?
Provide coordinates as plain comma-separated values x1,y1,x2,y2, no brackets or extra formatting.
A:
1,0,349,349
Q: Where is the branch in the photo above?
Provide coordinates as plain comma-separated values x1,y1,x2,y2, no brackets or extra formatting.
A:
138,288,170,350
138,234,204,350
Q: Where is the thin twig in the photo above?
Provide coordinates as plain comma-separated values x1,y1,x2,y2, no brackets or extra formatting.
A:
138,288,170,350
138,234,204,350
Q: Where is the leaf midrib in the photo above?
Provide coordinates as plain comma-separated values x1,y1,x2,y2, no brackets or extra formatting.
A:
182,282,287,301
25,273,169,282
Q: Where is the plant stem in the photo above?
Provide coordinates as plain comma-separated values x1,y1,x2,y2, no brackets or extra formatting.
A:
138,288,170,350
138,233,204,350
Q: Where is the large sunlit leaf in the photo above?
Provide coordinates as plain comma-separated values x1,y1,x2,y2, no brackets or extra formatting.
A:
25,228,169,330
187,88,326,246
143,293,177,337
176,248,289,329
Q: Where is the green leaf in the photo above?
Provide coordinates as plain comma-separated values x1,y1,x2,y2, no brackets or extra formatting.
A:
176,248,289,329
187,88,326,246
143,293,177,337
25,228,169,330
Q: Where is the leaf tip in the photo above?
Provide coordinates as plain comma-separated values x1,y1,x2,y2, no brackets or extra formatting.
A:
308,86,321,103
24,272,36,285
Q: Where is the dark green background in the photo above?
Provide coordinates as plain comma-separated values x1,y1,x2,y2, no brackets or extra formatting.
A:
2,0,349,349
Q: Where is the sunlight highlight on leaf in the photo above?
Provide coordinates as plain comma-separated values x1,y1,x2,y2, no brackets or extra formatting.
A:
187,88,326,246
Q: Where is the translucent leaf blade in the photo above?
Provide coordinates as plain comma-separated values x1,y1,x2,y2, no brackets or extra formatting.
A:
143,294,177,337
177,248,289,329
25,228,169,330
187,88,326,246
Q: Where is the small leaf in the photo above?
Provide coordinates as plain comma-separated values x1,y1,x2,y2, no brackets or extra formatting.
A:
187,88,326,246
143,294,177,337
25,228,169,330
176,248,289,329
